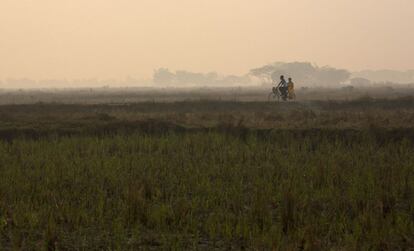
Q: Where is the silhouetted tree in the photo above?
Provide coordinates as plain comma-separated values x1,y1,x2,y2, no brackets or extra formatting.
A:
250,62,350,86
153,68,175,85
176,71,206,85
250,64,278,83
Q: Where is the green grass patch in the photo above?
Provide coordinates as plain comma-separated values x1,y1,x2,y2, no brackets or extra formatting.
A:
0,131,413,249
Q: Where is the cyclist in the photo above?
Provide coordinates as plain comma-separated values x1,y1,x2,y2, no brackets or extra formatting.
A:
277,75,288,101
287,78,296,100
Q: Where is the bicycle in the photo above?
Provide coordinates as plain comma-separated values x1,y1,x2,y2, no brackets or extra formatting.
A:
268,87,283,102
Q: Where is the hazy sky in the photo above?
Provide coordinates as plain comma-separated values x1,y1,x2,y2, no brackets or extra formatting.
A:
1,0,413,79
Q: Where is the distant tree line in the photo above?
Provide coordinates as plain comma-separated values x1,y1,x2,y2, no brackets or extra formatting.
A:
249,62,351,87
2,62,413,88
352,70,414,84
153,68,251,86
154,62,354,87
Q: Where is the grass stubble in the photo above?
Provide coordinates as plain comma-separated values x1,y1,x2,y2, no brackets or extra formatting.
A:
0,97,413,250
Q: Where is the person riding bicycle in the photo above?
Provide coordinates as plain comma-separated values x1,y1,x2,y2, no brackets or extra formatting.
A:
277,75,288,101
287,77,296,100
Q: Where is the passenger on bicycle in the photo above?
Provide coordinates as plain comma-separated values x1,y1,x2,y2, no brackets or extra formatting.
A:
287,78,296,100
277,75,288,101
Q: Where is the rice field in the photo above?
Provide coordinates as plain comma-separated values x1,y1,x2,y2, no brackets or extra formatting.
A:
0,96,413,250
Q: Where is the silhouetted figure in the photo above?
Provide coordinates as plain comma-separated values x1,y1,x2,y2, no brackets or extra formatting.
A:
277,75,288,101
287,78,296,100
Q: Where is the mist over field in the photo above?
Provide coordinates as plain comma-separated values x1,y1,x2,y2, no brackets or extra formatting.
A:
1,61,414,89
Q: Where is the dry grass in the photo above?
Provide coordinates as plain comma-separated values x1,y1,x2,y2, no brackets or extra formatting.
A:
0,96,413,250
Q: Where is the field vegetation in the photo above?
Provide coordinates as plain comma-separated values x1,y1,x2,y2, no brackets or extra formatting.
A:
0,90,413,250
